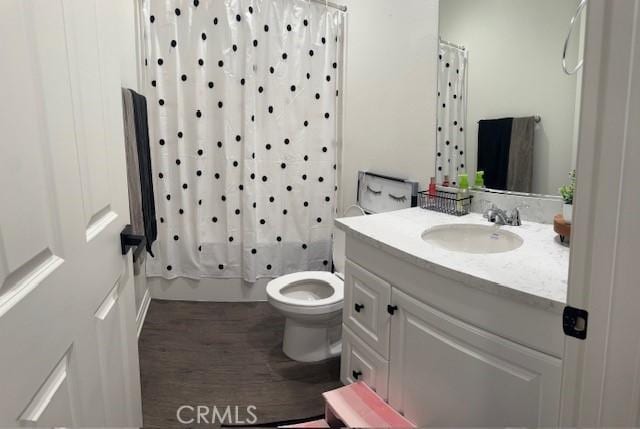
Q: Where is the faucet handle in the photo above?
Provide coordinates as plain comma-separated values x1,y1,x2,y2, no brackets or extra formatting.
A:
509,208,522,226
482,202,496,218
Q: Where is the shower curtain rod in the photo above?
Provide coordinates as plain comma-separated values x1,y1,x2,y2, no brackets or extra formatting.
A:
439,37,466,51
308,0,347,12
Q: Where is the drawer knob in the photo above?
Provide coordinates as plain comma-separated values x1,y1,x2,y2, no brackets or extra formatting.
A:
352,370,363,380
354,303,365,313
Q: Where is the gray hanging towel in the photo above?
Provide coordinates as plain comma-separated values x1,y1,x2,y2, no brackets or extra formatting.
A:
121,88,144,238
477,118,513,190
130,89,157,256
506,116,535,193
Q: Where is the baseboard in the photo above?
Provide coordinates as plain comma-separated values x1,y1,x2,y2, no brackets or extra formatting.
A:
136,288,151,338
147,276,269,302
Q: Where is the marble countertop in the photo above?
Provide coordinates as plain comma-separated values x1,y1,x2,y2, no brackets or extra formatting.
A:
335,208,569,313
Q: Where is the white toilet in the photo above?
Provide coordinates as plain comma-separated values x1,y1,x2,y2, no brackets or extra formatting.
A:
267,219,354,362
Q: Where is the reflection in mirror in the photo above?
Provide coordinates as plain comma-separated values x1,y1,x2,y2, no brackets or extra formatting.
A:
436,0,585,196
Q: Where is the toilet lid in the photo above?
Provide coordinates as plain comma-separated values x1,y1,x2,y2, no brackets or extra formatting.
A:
266,272,343,308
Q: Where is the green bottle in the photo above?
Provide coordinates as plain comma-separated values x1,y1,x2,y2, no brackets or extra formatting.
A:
457,174,469,214
458,173,469,190
474,171,485,188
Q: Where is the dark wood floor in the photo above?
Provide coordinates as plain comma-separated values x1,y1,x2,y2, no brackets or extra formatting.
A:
139,300,342,428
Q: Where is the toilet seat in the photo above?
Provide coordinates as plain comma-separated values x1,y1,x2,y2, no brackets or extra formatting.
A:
266,271,343,315
264,207,363,362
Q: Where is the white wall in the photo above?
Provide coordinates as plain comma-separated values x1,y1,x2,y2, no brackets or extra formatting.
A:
439,0,580,195
339,0,439,212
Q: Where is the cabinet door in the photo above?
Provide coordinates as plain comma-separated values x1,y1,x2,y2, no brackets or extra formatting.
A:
341,324,389,399
343,260,392,358
388,289,562,427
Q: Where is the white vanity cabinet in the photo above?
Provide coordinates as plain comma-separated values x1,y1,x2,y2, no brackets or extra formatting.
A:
340,233,564,427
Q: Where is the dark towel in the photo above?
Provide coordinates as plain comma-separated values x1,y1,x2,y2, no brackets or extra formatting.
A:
130,89,157,256
477,118,513,190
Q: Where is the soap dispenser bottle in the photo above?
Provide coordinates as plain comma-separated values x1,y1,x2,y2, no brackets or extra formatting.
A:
457,173,469,214
428,177,437,201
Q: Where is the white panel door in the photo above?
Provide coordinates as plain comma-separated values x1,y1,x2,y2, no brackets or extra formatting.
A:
560,1,640,425
0,0,142,426
388,288,562,427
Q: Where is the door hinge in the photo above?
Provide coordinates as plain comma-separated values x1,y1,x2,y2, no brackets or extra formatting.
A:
563,305,589,340
387,305,398,315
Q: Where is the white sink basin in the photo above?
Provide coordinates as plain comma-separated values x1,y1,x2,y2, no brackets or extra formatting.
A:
421,224,524,254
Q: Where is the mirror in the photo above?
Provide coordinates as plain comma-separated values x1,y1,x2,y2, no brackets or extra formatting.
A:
436,0,585,196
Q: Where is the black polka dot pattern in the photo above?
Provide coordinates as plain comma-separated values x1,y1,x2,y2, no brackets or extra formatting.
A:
436,43,467,185
144,0,343,280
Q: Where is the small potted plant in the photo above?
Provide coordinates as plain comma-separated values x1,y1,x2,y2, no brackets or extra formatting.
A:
559,169,576,224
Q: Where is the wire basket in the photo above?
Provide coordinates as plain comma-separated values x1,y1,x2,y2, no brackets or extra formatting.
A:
418,189,473,216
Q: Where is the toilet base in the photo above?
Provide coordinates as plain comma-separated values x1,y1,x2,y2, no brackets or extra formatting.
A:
282,317,342,362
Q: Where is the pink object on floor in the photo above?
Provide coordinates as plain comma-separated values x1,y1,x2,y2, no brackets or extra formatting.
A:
280,418,330,428
322,382,415,428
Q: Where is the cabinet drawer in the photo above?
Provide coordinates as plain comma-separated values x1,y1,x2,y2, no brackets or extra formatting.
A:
341,324,389,400
343,260,391,359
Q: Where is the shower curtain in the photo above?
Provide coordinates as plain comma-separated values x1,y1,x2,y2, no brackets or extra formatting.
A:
142,0,344,282
436,43,467,186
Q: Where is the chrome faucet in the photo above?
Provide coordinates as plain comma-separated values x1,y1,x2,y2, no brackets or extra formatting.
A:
483,204,522,226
